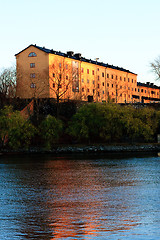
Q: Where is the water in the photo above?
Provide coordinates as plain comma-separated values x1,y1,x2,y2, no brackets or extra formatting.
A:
0,153,160,240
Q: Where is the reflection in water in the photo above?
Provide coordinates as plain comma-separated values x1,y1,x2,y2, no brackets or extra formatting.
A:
0,154,160,239
44,159,138,239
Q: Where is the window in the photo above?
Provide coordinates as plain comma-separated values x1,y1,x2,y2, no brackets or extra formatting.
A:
120,76,122,80
93,80,95,84
116,75,118,80
92,70,94,75
98,92,100,96
102,82,104,86
124,77,126,81
120,86,122,89
97,76,99,80
53,73,55,77
87,69,89,74
135,88,137,91
111,75,113,79
138,89,139,92
97,68,99,71
132,79,133,83
98,84,99,88
107,74,109,78
66,75,68,80
102,72,104,77
30,63,35,68
93,89,95,94
82,78,84,83
145,90,146,93
128,78,130,82
53,83,55,88
59,63,62,68
30,83,36,88
66,86,68,90
66,64,68,69
30,73,35,78
82,87,84,92
102,91,104,94
112,84,113,88
141,89,143,93
128,87,130,90
28,52,37,57
87,88,89,92
81,68,84,73
59,74,61,80
87,79,89,83
107,83,109,87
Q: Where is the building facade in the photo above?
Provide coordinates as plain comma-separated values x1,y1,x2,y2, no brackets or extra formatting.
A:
15,44,160,103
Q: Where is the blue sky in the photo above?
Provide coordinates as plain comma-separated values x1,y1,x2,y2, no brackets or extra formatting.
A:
1,0,160,83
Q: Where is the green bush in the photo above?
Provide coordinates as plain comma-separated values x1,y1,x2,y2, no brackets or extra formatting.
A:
1,103,160,148
67,103,106,142
39,115,63,149
67,103,160,143
0,106,36,149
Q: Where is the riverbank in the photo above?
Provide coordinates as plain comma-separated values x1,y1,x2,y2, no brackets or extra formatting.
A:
1,143,160,155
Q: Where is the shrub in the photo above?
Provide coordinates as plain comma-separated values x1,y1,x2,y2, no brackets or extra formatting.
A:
67,103,106,142
0,106,36,149
39,115,63,149
67,103,160,143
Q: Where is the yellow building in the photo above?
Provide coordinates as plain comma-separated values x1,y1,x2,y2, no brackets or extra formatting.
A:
15,44,139,103
137,82,160,103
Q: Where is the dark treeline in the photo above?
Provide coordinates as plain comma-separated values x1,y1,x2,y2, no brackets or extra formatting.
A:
1,100,160,150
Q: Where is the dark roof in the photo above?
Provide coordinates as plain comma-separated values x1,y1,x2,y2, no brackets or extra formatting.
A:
15,44,53,56
15,44,137,75
137,82,160,89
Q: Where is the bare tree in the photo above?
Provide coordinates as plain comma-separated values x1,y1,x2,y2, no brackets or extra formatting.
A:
49,60,79,117
115,81,130,103
28,72,49,122
16,69,47,99
150,56,160,80
0,66,16,100
106,76,129,103
30,77,47,100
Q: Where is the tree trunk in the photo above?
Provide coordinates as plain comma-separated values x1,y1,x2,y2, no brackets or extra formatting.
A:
57,95,60,118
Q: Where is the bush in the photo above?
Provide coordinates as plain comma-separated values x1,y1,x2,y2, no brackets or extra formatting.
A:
67,103,160,143
0,106,36,149
39,115,63,149
67,103,106,142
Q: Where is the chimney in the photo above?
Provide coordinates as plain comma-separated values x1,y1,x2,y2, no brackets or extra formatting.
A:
74,53,82,59
67,51,74,57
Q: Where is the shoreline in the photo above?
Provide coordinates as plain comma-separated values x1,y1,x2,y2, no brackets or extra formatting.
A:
1,143,160,155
